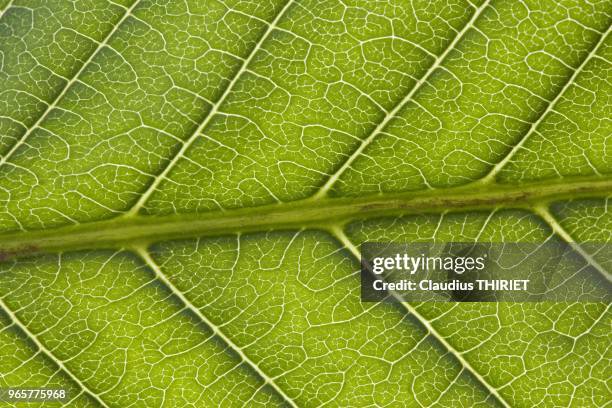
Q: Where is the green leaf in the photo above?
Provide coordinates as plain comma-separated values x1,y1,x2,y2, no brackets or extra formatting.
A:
0,0,610,406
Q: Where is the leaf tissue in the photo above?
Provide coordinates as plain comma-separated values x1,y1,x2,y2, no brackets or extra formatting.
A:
0,0,610,406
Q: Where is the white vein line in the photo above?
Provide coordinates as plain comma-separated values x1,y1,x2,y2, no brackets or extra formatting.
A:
126,0,296,216
534,205,611,283
574,303,611,343
0,0,142,168
330,226,512,408
311,0,493,199
134,246,299,408
0,0,15,20
479,26,611,183
0,297,110,408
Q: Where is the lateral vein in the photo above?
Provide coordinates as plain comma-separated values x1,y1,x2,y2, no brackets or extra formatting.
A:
0,0,15,19
134,246,300,408
125,0,296,216
0,297,110,408
479,26,611,183
330,227,512,408
533,205,611,283
311,0,493,199
0,0,142,168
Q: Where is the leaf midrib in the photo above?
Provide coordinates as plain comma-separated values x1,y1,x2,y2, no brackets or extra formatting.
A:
1,176,609,259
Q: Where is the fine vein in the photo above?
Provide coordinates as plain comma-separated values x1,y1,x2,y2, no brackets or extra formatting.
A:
0,0,142,168
312,0,492,199
126,0,296,216
331,227,512,408
480,27,611,183
135,246,300,408
0,297,110,408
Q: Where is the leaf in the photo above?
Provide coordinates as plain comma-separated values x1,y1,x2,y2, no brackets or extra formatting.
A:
0,0,610,407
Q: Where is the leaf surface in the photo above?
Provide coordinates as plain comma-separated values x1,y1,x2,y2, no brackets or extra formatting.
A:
0,0,610,406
